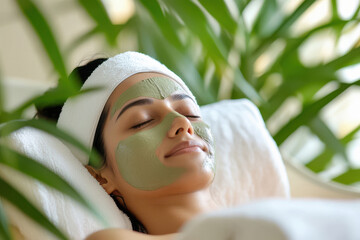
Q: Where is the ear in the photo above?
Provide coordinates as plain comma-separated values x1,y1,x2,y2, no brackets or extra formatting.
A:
85,165,116,194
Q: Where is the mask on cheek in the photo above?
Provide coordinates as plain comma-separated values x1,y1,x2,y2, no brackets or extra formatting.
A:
115,112,184,191
115,113,215,191
192,121,215,173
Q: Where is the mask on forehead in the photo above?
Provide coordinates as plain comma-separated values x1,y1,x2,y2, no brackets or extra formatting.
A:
112,77,215,191
111,77,188,117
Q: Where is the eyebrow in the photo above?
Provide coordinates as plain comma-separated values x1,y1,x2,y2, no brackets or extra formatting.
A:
170,93,195,102
116,98,154,120
115,93,195,120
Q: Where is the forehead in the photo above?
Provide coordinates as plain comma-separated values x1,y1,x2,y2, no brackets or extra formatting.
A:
106,73,188,114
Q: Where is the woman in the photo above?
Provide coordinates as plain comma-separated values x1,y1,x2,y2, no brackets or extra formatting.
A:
38,52,220,239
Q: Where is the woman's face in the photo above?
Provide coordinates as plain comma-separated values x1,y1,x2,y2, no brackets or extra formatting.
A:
100,73,215,198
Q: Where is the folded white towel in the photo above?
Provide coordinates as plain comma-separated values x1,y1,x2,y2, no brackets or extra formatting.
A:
203,99,289,206
178,199,360,240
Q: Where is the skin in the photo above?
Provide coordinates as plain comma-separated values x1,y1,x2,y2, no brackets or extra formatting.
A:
111,76,215,191
87,72,219,239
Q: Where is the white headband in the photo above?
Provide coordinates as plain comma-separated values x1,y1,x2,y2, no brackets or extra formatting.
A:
57,51,195,165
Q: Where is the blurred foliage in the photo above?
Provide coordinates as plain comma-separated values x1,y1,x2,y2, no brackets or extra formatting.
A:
1,0,360,238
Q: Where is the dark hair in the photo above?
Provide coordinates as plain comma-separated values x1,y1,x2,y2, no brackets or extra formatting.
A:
35,58,147,233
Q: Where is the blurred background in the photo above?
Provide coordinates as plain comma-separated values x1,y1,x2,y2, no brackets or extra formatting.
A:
1,0,360,199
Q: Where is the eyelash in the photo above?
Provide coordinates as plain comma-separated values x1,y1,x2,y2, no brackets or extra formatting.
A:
130,115,200,129
131,119,153,129
186,115,200,119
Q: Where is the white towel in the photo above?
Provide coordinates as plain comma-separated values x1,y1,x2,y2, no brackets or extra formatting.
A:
177,199,360,240
204,99,289,206
1,127,131,240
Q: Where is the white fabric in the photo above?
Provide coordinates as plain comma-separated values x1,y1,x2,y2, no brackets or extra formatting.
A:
1,128,131,240
57,51,195,165
177,199,360,240
203,99,289,206
1,99,289,239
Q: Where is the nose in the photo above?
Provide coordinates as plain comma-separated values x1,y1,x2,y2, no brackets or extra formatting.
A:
168,116,194,138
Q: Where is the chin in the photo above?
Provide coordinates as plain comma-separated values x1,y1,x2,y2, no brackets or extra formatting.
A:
132,155,216,196
170,168,215,194
139,170,213,197
167,151,215,170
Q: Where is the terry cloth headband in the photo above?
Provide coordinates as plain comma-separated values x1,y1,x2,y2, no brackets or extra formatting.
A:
57,51,195,165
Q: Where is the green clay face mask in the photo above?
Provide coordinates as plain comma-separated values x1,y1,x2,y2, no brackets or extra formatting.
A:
112,77,215,191
116,111,184,190
192,121,215,173
110,77,185,117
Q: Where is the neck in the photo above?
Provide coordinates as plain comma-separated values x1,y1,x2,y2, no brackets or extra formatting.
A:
130,188,220,235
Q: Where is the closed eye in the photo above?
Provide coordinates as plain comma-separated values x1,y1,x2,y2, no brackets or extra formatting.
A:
131,116,199,129
186,115,200,119
131,119,153,129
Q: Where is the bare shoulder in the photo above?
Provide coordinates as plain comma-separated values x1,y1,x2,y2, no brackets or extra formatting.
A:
85,228,178,240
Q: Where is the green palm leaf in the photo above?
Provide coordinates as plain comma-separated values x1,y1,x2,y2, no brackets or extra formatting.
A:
136,18,216,105
0,119,101,168
137,0,183,49
77,0,120,46
198,0,237,34
0,201,12,240
305,149,334,173
257,18,351,89
306,124,360,172
166,0,228,66
308,116,348,161
252,0,282,38
14,0,67,81
254,0,316,56
0,68,4,119
3,84,100,124
332,169,360,185
274,80,360,145
351,4,360,19
0,144,106,227
65,27,100,55
0,177,68,240
234,0,252,13
261,46,360,120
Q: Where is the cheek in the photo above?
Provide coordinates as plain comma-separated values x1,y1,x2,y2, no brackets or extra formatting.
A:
114,113,186,191
192,121,216,172
103,130,119,165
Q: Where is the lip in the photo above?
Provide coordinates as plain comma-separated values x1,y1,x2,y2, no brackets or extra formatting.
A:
165,140,206,158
